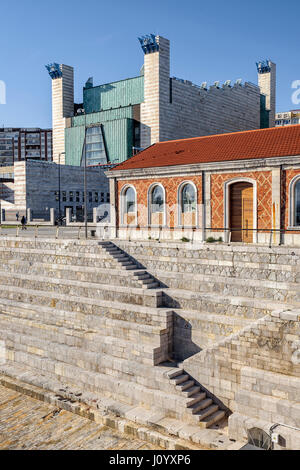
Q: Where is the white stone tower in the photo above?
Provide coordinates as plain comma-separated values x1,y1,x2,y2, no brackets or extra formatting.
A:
139,35,170,148
257,60,276,128
46,63,74,164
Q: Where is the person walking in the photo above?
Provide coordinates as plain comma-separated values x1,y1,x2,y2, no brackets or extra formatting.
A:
21,215,27,230
16,212,19,222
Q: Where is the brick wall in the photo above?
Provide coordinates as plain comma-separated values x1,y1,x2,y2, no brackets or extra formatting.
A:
117,175,202,227
210,170,272,230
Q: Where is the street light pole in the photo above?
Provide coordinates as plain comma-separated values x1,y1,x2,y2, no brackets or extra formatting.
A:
84,131,88,239
58,152,65,222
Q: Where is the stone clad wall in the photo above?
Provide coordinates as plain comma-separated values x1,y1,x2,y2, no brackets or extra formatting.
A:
183,310,300,408
183,309,300,449
140,35,263,148
114,240,300,448
161,81,261,142
2,161,109,220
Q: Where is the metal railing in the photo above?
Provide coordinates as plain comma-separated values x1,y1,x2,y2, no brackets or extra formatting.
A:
0,223,298,246
0,224,97,240
116,225,295,247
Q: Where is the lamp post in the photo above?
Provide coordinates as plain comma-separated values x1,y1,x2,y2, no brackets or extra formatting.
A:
83,130,88,239
58,152,65,221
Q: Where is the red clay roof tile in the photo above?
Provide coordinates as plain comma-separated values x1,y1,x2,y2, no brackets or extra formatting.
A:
110,125,300,171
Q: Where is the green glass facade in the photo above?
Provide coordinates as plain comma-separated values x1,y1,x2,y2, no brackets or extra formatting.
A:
65,76,144,166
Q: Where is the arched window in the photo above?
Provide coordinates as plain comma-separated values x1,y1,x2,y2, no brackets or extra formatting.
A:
149,184,165,225
121,186,136,225
294,179,300,226
179,182,197,226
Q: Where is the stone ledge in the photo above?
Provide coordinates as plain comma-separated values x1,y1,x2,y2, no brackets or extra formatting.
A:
0,372,243,450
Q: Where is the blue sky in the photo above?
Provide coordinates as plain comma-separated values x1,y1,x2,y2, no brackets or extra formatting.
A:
1,0,300,128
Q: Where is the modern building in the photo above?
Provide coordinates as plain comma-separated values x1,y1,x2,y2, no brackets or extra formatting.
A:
107,124,300,246
275,109,300,126
0,128,52,166
0,160,110,222
46,35,276,167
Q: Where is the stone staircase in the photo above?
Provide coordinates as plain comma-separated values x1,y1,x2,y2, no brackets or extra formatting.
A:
98,241,159,289
0,237,225,431
166,367,225,428
4,237,299,436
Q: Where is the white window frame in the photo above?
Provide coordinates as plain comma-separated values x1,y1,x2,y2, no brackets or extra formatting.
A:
120,184,137,227
177,181,198,227
147,183,166,227
288,174,300,229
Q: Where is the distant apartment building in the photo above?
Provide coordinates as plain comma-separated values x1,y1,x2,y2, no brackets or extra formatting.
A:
275,110,300,127
0,128,52,166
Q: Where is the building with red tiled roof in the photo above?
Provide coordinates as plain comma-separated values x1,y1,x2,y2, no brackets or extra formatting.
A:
106,125,300,246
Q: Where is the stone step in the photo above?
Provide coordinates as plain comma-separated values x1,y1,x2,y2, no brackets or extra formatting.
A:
172,374,189,385
198,410,226,429
0,287,172,328
0,362,234,447
3,260,152,290
111,254,128,260
0,302,167,346
164,289,299,317
136,273,151,280
114,242,300,268
139,277,155,285
142,282,160,290
185,392,207,408
155,271,300,302
0,359,178,415
0,271,163,308
181,386,201,398
121,265,139,271
119,260,135,267
0,246,125,265
193,404,219,423
190,398,213,414
176,380,195,392
0,320,164,368
166,368,184,380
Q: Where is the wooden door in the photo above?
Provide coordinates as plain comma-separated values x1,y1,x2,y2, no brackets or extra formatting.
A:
230,183,253,243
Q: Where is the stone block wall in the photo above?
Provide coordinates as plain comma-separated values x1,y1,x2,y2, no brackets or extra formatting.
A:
183,310,300,447
52,65,74,164
140,35,265,149
161,81,261,142
1,161,109,220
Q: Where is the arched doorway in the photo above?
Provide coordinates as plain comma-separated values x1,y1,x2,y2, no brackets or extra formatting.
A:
229,182,253,242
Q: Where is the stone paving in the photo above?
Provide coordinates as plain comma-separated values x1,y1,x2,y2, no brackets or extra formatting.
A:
0,385,162,450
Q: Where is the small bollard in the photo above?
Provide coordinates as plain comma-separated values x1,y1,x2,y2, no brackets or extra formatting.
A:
56,226,59,239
